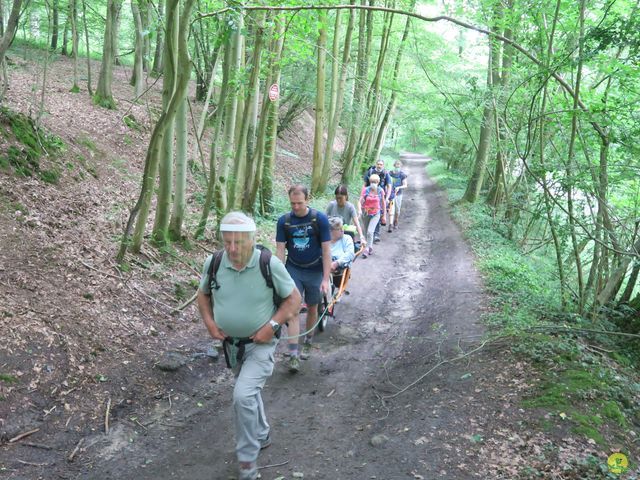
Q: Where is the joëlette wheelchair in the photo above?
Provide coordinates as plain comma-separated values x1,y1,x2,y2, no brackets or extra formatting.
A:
317,228,365,332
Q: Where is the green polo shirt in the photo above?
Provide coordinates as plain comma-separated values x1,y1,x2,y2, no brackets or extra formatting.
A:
199,248,295,338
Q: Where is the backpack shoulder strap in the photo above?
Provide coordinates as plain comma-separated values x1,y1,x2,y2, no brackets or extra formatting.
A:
283,212,293,242
207,250,225,290
256,245,282,307
308,208,320,240
256,245,274,289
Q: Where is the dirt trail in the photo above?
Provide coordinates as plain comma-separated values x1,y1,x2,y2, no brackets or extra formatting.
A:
88,156,500,480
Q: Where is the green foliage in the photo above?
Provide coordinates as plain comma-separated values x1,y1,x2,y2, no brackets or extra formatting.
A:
123,114,143,131
93,94,117,110
0,374,18,383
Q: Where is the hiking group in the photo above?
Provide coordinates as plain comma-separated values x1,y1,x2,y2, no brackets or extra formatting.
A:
196,159,409,479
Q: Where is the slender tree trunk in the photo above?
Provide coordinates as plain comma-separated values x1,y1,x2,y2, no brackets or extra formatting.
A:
341,0,369,183
619,261,640,304
50,0,58,50
94,0,122,109
0,0,26,66
462,9,501,204
216,13,242,213
258,16,285,214
230,11,265,210
565,0,586,311
81,0,92,95
310,10,327,196
372,8,413,162
122,0,196,258
131,0,145,98
598,237,640,306
150,0,179,246
70,0,79,92
151,0,164,76
168,95,188,240
318,6,354,194
195,38,229,238
141,0,151,72
0,1,5,37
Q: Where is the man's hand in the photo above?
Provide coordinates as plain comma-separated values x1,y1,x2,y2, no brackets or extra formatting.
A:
320,278,331,296
251,323,274,344
209,322,226,341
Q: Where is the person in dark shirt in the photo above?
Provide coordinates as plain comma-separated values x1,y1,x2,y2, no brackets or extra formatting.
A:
276,185,331,372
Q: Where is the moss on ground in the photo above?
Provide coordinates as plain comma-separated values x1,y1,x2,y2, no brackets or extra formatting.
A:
0,107,64,183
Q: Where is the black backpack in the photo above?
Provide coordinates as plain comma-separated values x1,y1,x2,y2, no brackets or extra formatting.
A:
365,166,389,189
207,245,282,308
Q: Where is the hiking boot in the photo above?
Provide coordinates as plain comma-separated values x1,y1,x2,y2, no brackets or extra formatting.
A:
368,247,373,256
238,462,258,480
288,356,300,373
260,435,272,450
373,236,381,243
300,342,312,360
387,226,392,233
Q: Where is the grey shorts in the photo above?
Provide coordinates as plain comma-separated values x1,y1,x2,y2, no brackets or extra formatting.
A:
286,263,323,306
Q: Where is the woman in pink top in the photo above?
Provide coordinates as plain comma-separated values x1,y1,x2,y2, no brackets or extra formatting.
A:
359,174,387,258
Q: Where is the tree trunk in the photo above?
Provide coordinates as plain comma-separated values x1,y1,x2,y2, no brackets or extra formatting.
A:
140,0,151,72
94,0,122,109
215,13,242,213
168,95,188,241
318,5,354,194
310,10,327,196
81,0,92,95
50,0,59,50
341,0,369,184
131,0,145,99
565,0,586,311
150,0,179,246
0,0,26,66
229,10,265,210
619,261,640,304
598,237,640,306
70,0,79,92
258,16,285,215
372,8,412,161
151,0,164,76
121,0,196,258
194,34,230,238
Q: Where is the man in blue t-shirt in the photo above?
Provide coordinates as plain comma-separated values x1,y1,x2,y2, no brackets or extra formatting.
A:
276,184,332,372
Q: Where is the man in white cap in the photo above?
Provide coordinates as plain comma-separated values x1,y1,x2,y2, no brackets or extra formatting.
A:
197,211,301,480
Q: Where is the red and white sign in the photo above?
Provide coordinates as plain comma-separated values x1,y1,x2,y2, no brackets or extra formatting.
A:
268,83,280,102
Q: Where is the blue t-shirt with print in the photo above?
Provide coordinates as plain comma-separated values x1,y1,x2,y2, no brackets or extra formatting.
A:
389,170,407,199
276,208,331,271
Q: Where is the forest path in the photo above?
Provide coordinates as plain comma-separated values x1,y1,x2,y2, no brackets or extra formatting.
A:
90,156,514,480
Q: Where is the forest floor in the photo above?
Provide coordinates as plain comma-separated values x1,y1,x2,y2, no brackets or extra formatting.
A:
0,49,638,479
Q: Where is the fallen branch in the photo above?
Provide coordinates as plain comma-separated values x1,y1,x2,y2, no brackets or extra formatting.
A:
67,438,84,462
258,460,290,470
79,260,123,280
527,325,640,339
382,340,490,400
384,273,409,286
104,398,111,434
173,292,197,312
9,428,39,443
21,442,52,450
17,460,50,467
130,284,175,311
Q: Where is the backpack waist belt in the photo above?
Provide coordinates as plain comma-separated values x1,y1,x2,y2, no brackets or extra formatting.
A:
222,337,253,369
287,257,321,268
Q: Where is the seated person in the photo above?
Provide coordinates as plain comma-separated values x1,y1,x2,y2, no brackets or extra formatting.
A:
326,185,366,247
328,216,355,286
